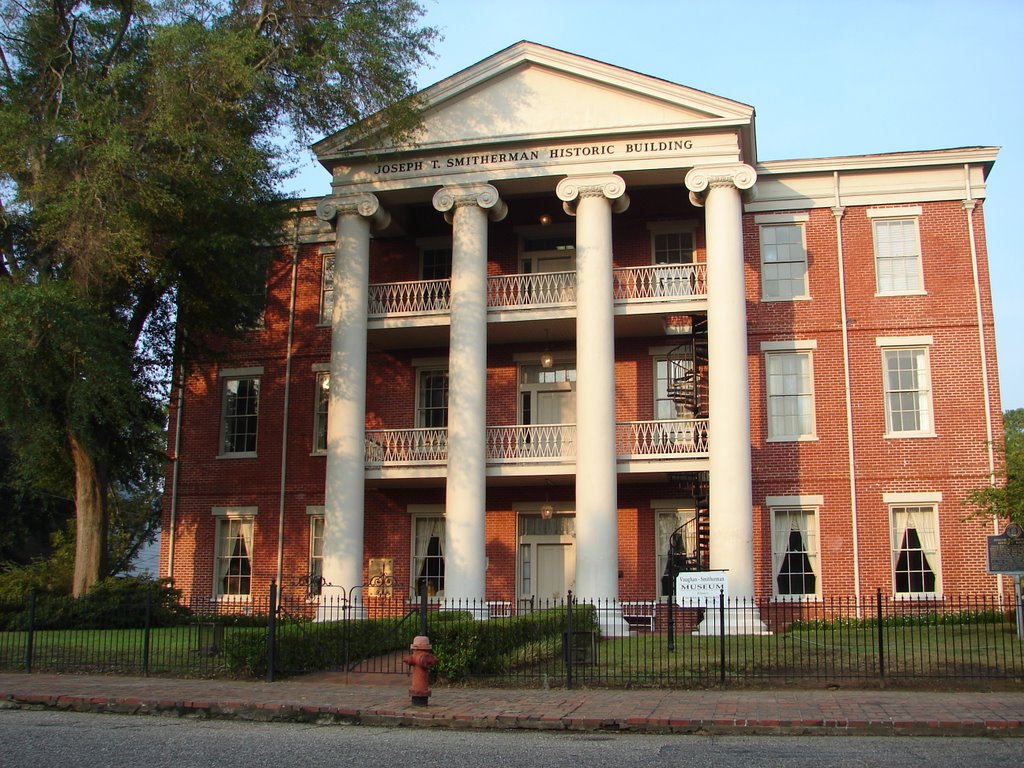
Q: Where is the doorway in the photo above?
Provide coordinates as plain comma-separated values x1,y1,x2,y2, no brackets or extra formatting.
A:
519,513,576,603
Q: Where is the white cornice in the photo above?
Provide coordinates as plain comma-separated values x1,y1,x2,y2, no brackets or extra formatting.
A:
756,147,998,177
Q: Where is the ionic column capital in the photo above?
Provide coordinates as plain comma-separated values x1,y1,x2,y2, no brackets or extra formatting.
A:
684,164,757,207
432,183,508,224
556,174,630,216
316,192,391,230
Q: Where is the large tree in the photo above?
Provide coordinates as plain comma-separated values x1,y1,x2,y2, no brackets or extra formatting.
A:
969,409,1024,528
0,1,436,595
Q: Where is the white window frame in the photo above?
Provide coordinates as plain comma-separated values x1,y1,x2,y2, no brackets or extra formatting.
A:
312,364,330,455
767,496,822,600
756,213,809,301
414,363,449,429
877,336,935,438
318,249,335,326
868,207,925,296
885,492,942,599
212,506,257,599
647,221,696,265
307,508,324,598
219,367,262,457
654,502,698,598
651,347,696,420
410,506,445,599
762,341,817,442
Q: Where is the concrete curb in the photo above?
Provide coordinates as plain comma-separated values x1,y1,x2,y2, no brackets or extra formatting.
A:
2,690,1022,737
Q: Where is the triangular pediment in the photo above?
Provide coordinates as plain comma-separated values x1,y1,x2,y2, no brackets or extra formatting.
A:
314,42,755,161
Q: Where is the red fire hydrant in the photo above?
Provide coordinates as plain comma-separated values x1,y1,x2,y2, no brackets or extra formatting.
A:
402,635,438,706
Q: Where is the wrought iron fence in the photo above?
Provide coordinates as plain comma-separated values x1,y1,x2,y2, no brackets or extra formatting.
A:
2,585,1021,687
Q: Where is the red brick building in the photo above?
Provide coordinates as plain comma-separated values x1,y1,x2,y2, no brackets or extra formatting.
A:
160,43,1003,631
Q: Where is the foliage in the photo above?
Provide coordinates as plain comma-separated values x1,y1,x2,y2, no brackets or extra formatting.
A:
0,524,76,600
967,408,1024,527
0,576,191,630
0,1,437,594
431,605,599,680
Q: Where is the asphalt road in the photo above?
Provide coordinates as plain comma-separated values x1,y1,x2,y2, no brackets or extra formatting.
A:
2,710,1024,768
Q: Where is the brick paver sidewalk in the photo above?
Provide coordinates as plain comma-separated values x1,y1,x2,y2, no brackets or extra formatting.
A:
1,671,1023,736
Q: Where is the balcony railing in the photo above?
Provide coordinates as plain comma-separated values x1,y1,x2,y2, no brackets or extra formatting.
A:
366,264,705,318
368,278,450,316
363,419,707,468
364,428,448,464
615,419,709,458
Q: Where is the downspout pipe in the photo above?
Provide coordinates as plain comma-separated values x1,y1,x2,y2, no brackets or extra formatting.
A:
165,356,186,581
833,171,862,613
963,164,1001,599
276,216,301,588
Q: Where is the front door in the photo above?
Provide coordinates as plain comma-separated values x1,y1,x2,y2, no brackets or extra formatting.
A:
519,513,576,604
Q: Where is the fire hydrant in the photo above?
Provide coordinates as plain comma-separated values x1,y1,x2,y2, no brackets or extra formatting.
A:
402,635,438,706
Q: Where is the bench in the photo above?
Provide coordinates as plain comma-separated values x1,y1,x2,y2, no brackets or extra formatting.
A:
621,601,657,631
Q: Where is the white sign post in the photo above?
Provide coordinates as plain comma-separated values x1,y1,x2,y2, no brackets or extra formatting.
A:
675,570,729,606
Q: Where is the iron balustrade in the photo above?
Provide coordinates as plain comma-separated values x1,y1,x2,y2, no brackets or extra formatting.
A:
363,420,708,467
365,264,707,318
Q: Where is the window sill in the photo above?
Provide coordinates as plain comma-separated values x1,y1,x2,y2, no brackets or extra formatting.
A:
766,435,819,443
770,595,822,604
883,431,937,439
310,450,326,457
874,290,927,298
893,593,943,602
761,295,812,303
211,595,252,602
217,452,258,459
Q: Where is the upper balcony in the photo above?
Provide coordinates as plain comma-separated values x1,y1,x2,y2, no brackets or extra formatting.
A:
363,418,708,483
365,263,706,346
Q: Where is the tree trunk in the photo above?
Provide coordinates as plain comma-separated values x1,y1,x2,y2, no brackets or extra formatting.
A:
69,432,109,597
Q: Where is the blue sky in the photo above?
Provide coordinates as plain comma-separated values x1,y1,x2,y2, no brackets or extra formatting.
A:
285,0,1024,411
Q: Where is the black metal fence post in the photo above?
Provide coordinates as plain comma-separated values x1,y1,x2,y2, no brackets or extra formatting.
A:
24,589,36,673
142,585,152,677
419,578,428,637
876,587,885,681
718,590,726,685
565,590,574,690
266,580,277,683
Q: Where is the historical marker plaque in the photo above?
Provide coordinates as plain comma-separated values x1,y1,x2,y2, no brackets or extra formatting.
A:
987,523,1024,575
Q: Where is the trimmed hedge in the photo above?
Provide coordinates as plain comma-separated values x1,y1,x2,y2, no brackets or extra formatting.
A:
430,604,598,680
0,577,191,630
223,613,454,678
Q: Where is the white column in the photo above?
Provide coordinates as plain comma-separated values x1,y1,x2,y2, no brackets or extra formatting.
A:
686,164,767,634
316,193,389,614
556,175,628,615
433,184,507,611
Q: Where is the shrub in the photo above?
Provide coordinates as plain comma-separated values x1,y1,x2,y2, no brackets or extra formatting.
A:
431,604,598,680
0,576,191,630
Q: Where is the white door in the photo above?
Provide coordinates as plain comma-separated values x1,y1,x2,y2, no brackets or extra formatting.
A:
536,390,575,456
537,543,574,600
521,534,576,603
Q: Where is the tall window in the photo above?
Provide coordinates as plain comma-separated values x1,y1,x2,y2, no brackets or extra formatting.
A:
652,230,694,264
881,345,933,436
313,370,330,454
416,369,449,428
654,355,695,419
656,507,698,597
308,514,324,597
319,252,335,325
870,209,923,294
421,247,452,280
221,373,260,456
412,516,445,597
760,222,808,300
890,504,940,596
771,508,819,598
214,514,254,597
765,349,815,441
